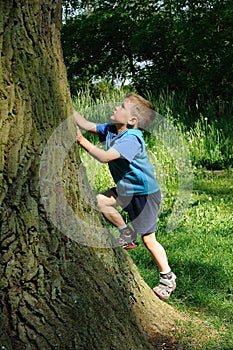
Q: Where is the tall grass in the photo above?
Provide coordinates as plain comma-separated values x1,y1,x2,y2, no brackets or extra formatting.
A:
73,87,232,231
73,87,233,170
185,115,233,169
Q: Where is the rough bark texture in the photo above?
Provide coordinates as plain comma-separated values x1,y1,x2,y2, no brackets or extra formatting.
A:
0,1,182,349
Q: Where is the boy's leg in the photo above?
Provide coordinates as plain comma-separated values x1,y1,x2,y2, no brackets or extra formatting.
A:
96,190,125,227
142,232,170,272
142,232,176,300
96,190,138,249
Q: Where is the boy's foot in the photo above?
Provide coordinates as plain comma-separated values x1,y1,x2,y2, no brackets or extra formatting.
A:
153,272,176,300
118,225,138,250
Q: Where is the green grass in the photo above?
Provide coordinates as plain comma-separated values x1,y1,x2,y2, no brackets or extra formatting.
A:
74,88,233,349
80,156,233,349
184,115,233,170
129,170,233,349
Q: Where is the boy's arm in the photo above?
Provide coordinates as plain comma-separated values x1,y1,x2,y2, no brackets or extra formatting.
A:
73,109,97,134
76,126,120,163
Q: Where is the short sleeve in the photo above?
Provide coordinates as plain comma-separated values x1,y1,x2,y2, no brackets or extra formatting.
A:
96,123,112,142
112,135,142,162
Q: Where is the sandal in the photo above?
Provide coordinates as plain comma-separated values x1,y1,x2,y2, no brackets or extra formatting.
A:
153,272,176,300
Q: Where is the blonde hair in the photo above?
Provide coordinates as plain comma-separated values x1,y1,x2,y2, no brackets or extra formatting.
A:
124,93,156,129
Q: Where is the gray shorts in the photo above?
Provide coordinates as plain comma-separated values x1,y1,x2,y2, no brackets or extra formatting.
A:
105,188,161,235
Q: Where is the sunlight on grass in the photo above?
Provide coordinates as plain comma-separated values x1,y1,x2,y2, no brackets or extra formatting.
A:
129,171,233,349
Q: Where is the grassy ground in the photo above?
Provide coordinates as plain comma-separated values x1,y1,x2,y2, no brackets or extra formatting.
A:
129,170,233,349
81,152,233,349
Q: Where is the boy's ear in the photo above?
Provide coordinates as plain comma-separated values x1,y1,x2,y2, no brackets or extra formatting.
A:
128,116,138,126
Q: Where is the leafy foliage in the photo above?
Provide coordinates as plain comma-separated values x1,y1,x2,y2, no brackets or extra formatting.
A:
62,0,233,118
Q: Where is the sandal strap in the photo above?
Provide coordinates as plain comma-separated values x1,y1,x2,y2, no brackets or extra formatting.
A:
153,273,176,300
158,276,176,289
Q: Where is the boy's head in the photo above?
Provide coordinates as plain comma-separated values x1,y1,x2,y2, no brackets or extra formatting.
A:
124,93,156,129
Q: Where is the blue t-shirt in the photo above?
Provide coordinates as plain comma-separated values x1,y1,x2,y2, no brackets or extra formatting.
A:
96,123,159,196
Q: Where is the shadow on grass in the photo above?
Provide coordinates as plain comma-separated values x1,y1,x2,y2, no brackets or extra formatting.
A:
194,170,233,196
170,260,232,321
131,245,232,318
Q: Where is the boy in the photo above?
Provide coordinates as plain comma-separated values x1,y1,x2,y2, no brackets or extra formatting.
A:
74,93,176,300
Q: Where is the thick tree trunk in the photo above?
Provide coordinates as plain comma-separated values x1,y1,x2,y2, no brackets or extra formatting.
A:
0,1,181,349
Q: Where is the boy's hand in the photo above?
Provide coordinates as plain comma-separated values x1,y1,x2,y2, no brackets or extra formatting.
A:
73,108,97,134
76,125,83,143
76,124,120,162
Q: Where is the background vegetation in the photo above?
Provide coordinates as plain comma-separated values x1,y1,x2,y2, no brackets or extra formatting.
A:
62,0,233,123
62,0,233,169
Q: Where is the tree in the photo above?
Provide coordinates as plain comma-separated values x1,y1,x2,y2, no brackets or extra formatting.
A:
61,5,140,94
0,1,181,349
62,0,233,120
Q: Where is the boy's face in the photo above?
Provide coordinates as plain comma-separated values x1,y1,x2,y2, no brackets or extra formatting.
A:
110,99,136,126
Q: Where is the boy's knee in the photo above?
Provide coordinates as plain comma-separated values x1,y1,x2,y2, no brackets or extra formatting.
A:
96,194,104,209
96,193,110,211
96,192,117,212
142,232,155,245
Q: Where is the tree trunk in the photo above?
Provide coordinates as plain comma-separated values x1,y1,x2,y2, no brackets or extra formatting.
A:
0,1,181,349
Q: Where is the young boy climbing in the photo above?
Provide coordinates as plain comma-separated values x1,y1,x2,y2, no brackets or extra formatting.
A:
74,93,176,300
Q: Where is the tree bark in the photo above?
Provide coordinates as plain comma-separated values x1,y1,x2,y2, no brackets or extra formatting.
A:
0,1,181,349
